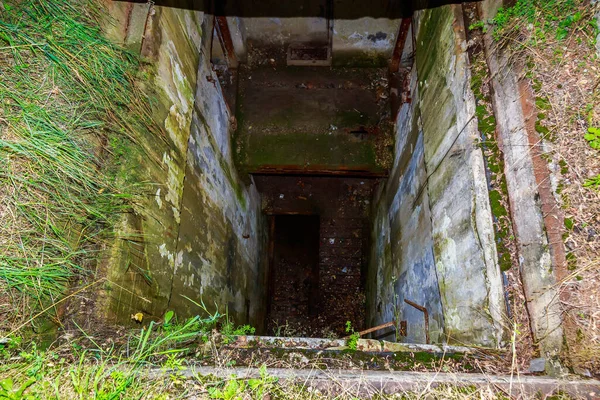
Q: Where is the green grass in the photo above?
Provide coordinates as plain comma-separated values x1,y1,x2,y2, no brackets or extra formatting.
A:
0,307,259,399
488,0,583,43
0,0,157,327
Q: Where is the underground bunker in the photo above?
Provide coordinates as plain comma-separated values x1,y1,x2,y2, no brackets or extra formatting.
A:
90,0,568,373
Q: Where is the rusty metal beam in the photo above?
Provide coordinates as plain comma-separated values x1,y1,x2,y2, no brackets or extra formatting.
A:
343,321,399,339
389,18,412,73
214,16,238,68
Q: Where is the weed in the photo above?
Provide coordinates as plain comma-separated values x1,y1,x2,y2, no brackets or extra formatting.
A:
345,321,360,351
207,365,277,400
469,20,486,32
583,174,600,188
271,320,302,337
584,127,600,149
0,307,257,399
0,377,36,400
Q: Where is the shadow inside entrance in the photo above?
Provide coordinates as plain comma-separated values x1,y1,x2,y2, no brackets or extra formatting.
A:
267,215,320,336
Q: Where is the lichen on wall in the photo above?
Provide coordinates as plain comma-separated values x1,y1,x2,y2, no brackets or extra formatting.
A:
366,68,444,344
101,6,267,328
234,67,393,175
414,5,506,348
478,0,564,367
167,17,267,328
98,4,205,324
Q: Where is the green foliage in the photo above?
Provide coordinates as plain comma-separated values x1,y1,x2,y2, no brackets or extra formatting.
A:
163,310,175,326
584,127,600,149
583,128,600,188
207,365,277,400
0,307,257,399
0,0,156,321
557,11,582,39
584,174,600,188
0,377,36,400
477,0,588,48
564,217,575,230
468,20,486,32
345,321,360,351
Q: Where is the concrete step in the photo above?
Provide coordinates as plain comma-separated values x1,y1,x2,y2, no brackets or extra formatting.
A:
154,366,600,399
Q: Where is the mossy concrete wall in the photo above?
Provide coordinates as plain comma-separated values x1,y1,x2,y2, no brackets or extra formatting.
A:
234,67,392,175
479,0,564,370
366,5,508,348
415,5,506,348
100,2,204,324
100,3,265,328
168,27,267,327
366,67,445,344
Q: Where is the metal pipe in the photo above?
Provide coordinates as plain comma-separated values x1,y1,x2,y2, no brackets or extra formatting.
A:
404,299,430,344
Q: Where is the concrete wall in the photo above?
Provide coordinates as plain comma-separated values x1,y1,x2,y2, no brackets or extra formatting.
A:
331,18,401,67
234,67,393,175
168,25,267,326
242,15,400,67
415,5,506,348
366,67,445,344
100,3,265,328
368,4,507,348
244,17,329,47
100,2,204,323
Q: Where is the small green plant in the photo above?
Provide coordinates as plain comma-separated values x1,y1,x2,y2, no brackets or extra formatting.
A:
207,365,277,400
557,11,582,40
345,321,360,351
221,318,255,344
584,174,600,188
489,0,586,49
584,127,600,149
468,20,486,32
272,320,300,337
0,378,36,400
564,217,575,230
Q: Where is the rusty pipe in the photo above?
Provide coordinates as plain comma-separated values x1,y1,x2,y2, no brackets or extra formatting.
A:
404,299,430,344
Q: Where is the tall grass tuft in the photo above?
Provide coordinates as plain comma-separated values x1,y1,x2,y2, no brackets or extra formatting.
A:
0,0,156,328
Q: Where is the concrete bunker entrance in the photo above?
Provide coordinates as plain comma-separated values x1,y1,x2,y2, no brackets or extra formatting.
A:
101,1,567,364
174,5,509,348
209,2,511,346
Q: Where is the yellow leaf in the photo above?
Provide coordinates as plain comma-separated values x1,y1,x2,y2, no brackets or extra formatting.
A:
131,312,143,323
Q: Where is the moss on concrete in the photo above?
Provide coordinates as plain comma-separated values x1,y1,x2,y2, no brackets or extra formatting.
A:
332,51,389,68
238,131,384,172
470,50,514,273
234,66,392,174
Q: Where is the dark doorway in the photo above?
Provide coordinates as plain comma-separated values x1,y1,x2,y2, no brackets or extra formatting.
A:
257,176,377,338
267,215,320,336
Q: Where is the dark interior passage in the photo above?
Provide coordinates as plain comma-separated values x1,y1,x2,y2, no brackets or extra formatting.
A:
258,175,379,337
267,215,320,335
